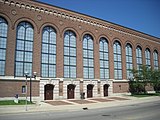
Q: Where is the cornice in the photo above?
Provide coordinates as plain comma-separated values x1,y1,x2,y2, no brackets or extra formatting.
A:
1,0,160,44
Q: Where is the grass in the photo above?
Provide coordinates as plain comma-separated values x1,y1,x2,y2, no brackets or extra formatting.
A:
0,100,34,105
131,93,160,97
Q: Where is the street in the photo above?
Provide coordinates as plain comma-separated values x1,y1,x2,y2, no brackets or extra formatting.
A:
0,100,160,120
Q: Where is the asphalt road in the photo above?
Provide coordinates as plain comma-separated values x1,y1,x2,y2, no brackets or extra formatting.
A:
0,100,160,120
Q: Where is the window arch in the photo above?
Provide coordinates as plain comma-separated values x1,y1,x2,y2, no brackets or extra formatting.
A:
0,17,8,76
153,50,158,70
83,34,94,79
113,41,122,79
64,30,76,78
15,21,34,77
145,48,151,68
99,38,109,79
41,26,56,77
125,43,133,78
136,46,142,71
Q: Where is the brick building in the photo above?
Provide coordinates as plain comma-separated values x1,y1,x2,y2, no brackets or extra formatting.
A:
0,0,159,101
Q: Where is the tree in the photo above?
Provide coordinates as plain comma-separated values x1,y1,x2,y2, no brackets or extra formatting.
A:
138,65,152,93
129,65,152,94
129,68,145,94
150,69,160,93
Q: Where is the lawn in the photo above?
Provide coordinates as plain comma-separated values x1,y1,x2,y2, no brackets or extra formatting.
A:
131,93,160,97
0,100,33,105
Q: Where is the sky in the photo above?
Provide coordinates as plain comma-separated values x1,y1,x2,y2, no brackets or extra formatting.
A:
38,0,160,38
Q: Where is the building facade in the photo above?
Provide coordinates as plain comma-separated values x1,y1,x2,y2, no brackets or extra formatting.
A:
0,0,159,101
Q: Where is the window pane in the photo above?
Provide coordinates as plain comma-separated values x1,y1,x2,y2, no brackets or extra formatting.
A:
83,50,88,57
70,48,76,56
50,32,56,44
26,27,33,41
64,35,69,46
16,40,24,50
24,63,32,76
49,65,55,77
89,59,94,67
42,54,48,63
41,64,48,77
0,61,5,75
0,49,6,60
25,52,32,62
88,50,93,58
49,44,56,54
17,26,25,39
25,41,33,51
49,54,56,64
70,66,76,78
64,56,69,65
64,66,69,78
83,58,88,67
83,39,88,49
42,31,49,43
89,68,94,78
42,44,48,53
15,62,23,76
70,57,76,66
70,36,76,47
83,67,88,79
64,47,69,56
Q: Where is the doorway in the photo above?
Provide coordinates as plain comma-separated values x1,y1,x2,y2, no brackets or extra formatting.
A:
44,84,54,100
87,84,94,98
67,84,75,99
104,84,109,97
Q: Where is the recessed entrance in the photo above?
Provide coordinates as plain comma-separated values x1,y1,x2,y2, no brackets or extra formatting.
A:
104,84,109,97
44,84,54,100
67,84,75,99
87,84,94,98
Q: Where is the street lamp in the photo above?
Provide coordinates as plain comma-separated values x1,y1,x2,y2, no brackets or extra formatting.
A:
25,71,37,103
24,71,29,111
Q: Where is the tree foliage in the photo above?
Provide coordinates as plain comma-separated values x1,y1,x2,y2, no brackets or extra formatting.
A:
129,65,160,94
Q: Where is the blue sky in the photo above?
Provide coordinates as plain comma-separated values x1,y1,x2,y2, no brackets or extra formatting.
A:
38,0,160,38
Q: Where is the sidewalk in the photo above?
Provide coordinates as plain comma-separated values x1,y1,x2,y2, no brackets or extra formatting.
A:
0,96,160,115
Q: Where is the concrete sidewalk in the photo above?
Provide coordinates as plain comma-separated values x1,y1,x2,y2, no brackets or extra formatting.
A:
0,96,160,115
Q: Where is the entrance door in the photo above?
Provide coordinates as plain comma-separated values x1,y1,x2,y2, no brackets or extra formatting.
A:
44,84,54,100
104,84,109,97
87,84,94,98
67,84,75,99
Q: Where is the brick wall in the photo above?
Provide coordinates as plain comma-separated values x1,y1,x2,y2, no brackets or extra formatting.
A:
0,80,39,97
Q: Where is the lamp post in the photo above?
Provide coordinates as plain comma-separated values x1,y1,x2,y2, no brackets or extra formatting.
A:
24,71,29,111
25,71,37,103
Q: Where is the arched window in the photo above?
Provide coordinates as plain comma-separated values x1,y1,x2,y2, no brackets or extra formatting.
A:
64,30,76,78
0,17,8,76
136,46,142,71
83,34,94,79
15,22,34,76
126,44,133,78
41,26,56,77
145,48,151,68
99,38,109,79
0,17,8,75
113,41,122,79
153,50,158,70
